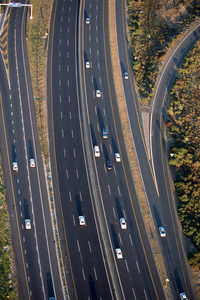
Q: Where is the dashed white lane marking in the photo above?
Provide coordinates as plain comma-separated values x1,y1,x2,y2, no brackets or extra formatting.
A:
82,268,86,281
71,129,74,138
73,148,76,158
94,268,98,280
132,288,136,300
76,169,79,179
79,191,82,201
88,240,92,253
62,129,64,137
125,259,129,273
112,207,116,219
64,148,66,157
60,111,62,119
117,186,121,196
66,169,69,179
108,184,111,195
136,261,140,274
129,234,133,246
69,191,72,202
73,215,75,226
118,232,122,245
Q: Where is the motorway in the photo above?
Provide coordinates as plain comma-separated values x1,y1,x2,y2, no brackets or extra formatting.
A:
116,0,200,299
47,0,165,299
0,3,63,300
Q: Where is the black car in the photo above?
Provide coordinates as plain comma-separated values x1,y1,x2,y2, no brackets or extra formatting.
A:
106,160,112,170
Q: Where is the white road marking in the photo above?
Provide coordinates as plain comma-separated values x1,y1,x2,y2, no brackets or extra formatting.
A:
67,52,69,58
103,108,106,116
125,259,129,273
76,169,79,179
144,289,148,300
112,207,116,219
94,268,98,280
88,241,92,253
98,62,100,69
97,122,100,132
63,148,66,157
73,148,76,158
68,27,70,34
97,49,99,55
59,51,61,57
11,111,13,116
68,17,70,22
26,263,28,268
132,288,136,300
99,76,101,84
18,189,20,194
89,48,91,54
77,240,80,252
60,27,62,33
20,212,23,217
66,169,69,179
69,111,72,119
67,40,69,46
95,106,97,115
136,261,140,274
23,236,25,242
19,200,21,205
59,38,61,45
118,232,122,245
68,95,70,103
73,215,75,226
96,25,98,31
108,184,111,195
67,80,69,87
62,129,64,137
129,234,133,246
123,209,127,219
59,79,61,87
96,37,98,43
24,249,27,255
109,144,112,154
82,268,86,281
69,191,72,202
79,191,82,201
117,186,121,196
67,65,69,72
89,35,91,42
71,129,74,138
104,163,107,174
60,94,62,103
60,111,62,119
28,276,30,282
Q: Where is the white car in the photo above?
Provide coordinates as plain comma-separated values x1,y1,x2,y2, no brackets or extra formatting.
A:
180,293,188,300
30,159,35,168
159,226,166,237
25,219,31,230
124,72,129,79
94,146,100,157
115,153,121,162
96,90,101,98
115,248,123,259
86,17,90,24
79,216,85,226
85,61,90,68
120,218,127,229
13,162,18,172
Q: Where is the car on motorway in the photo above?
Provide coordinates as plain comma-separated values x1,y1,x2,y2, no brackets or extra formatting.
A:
120,218,127,229
106,160,112,170
86,17,90,24
79,216,85,226
159,226,166,237
30,159,35,168
124,72,129,79
94,146,100,157
96,90,101,98
115,153,121,162
115,248,123,259
180,293,188,300
85,61,90,68
102,128,108,139
13,161,18,172
25,219,31,230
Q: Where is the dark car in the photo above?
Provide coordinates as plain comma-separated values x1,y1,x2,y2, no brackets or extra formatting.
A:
106,160,112,170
